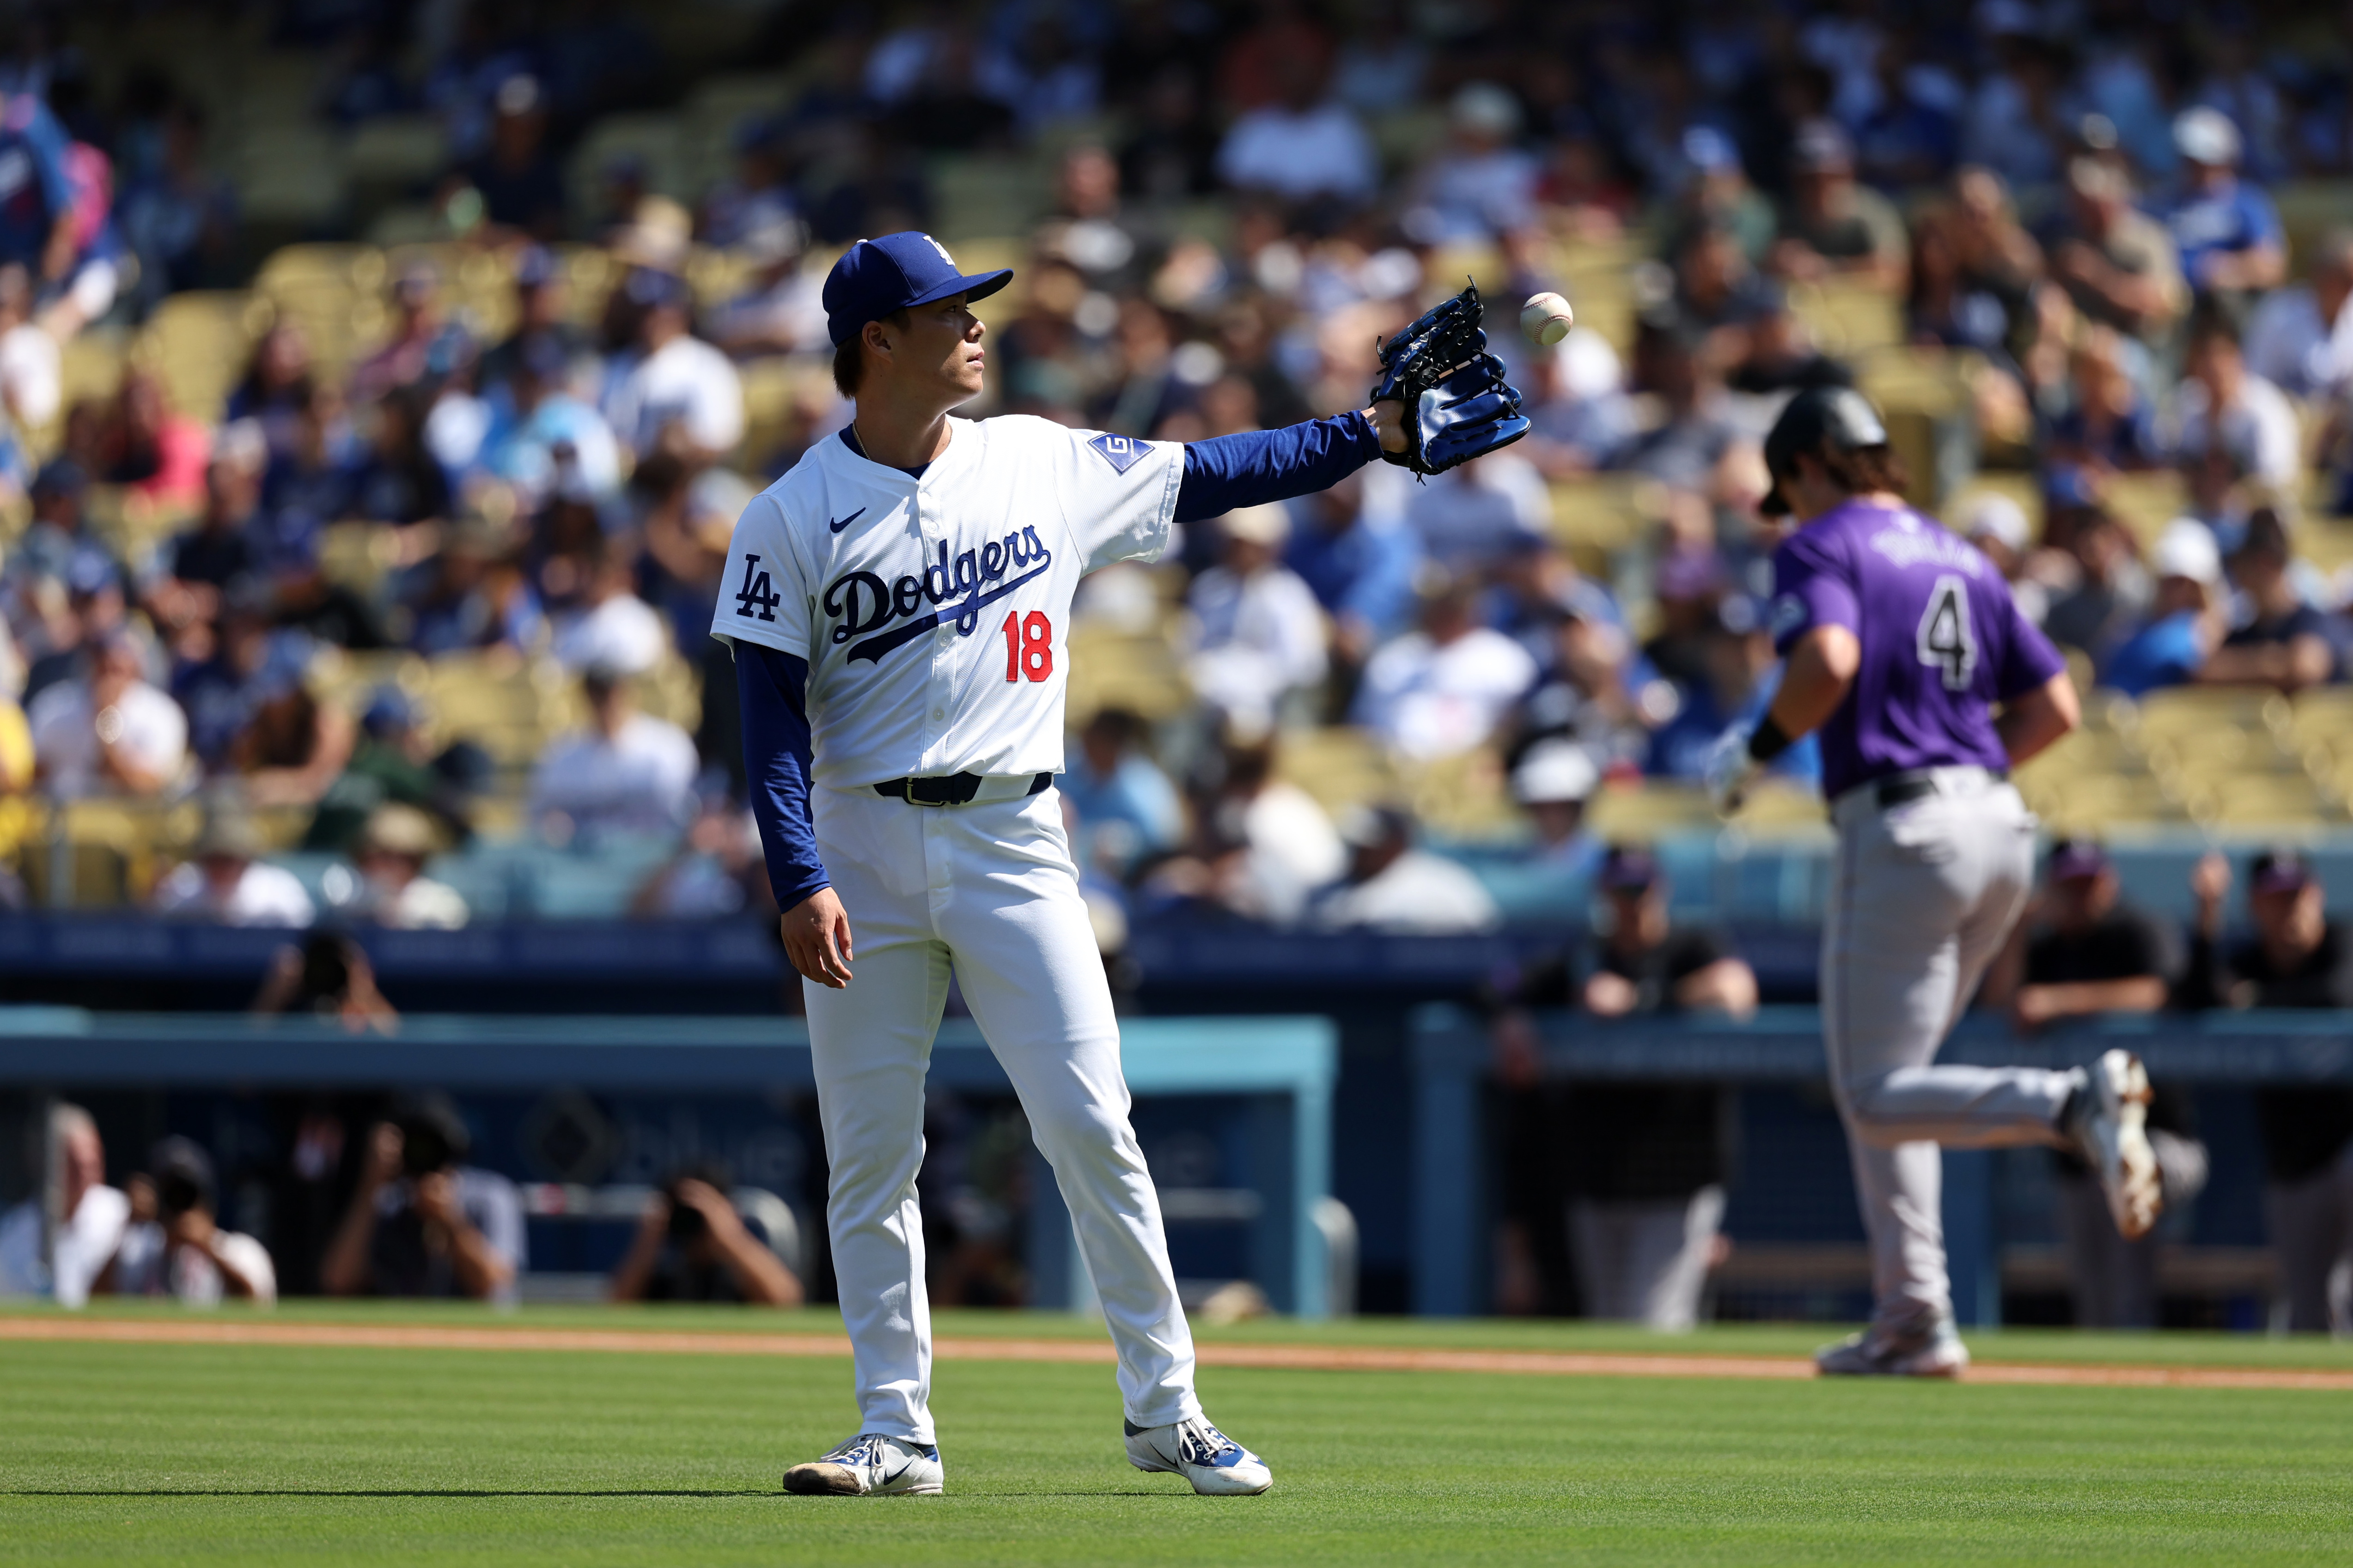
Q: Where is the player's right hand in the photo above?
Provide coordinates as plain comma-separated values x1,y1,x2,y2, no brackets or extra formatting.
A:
782,887,855,988
1702,726,1760,817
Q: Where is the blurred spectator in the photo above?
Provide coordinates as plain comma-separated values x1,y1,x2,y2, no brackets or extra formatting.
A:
118,98,235,311
1308,804,1500,934
701,116,800,249
1509,738,1601,874
2045,324,2161,471
1659,126,1774,266
1724,285,1852,395
99,370,210,507
1620,317,1743,493
1061,707,1184,881
1563,847,1752,1329
172,584,307,772
340,804,468,930
321,1094,523,1303
1647,594,1820,791
1353,579,1538,760
0,1103,125,1307
1283,471,1420,691
257,380,361,551
2176,851,2353,1335
707,220,829,359
1853,30,1961,190
351,263,474,406
104,1137,275,1306
481,334,622,505
230,669,354,810
349,386,454,528
2045,158,2186,349
0,264,57,445
1214,54,1377,206
1960,493,2047,626
1511,597,1648,773
2205,509,2335,693
632,801,774,918
303,686,479,855
460,74,566,240
2040,494,2150,660
156,430,268,617
2099,519,2225,697
30,633,186,798
1402,83,1538,246
1183,504,1328,734
225,322,314,447
399,517,543,657
1670,219,1778,338
2243,228,2353,404
550,541,668,675
477,246,591,399
528,666,698,840
2167,308,2302,492
601,268,744,462
151,808,314,927
253,929,397,1030
1403,450,1551,579
2164,108,2286,304
1769,120,1907,291
1150,729,1344,926
611,1166,802,1305
1518,327,1636,478
22,546,128,708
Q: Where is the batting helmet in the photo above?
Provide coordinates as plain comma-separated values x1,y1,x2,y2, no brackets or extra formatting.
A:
1759,386,1889,516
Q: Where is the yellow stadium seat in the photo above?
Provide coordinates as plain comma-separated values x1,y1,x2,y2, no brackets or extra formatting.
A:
1586,782,1715,843
1274,726,1398,818
347,115,450,189
136,292,270,422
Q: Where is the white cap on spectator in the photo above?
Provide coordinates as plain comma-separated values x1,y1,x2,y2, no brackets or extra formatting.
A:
1220,503,1291,547
1512,739,1599,806
1961,493,2030,553
2152,518,2224,587
1451,82,1521,140
1554,326,1622,401
2173,106,2242,168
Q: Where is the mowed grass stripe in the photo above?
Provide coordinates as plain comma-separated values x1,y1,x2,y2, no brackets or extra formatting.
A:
2,1342,2350,1566
6,1315,2353,1391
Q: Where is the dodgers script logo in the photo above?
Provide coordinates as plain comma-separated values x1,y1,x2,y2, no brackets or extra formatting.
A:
816,525,1055,665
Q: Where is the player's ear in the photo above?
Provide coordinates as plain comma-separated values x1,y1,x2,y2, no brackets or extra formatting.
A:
863,316,893,361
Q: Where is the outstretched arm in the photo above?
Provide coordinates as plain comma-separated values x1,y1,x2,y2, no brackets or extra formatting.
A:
1172,406,1405,523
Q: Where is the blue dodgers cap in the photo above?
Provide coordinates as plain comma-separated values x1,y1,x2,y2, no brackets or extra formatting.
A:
823,232,1013,347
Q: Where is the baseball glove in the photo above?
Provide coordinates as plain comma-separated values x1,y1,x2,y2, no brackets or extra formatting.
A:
1366,282,1532,477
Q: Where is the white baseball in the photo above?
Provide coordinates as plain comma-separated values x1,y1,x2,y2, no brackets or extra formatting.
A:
1520,291,1574,346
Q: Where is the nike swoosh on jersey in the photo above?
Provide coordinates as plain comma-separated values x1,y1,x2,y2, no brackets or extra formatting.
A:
828,507,866,534
845,561,1051,664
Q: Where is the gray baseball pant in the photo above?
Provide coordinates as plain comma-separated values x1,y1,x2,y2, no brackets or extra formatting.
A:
1824,771,2079,1338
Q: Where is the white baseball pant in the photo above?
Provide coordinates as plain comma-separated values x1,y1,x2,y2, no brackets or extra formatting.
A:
803,780,1200,1445
1823,770,2078,1338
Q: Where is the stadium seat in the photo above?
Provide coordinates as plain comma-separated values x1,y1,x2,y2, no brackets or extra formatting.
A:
1274,727,1397,818
137,292,269,422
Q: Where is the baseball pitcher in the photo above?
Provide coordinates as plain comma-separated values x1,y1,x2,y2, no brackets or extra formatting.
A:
1708,387,2162,1376
714,233,1526,1492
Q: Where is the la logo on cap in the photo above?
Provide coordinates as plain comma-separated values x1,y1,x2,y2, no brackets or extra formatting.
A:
924,234,956,266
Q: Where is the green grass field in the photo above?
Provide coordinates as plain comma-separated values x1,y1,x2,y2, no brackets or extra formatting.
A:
5,1305,2352,1566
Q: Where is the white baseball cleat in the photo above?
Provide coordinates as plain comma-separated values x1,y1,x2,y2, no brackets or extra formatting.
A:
1124,1416,1273,1495
783,1433,944,1496
2069,1047,2162,1240
1815,1320,1969,1378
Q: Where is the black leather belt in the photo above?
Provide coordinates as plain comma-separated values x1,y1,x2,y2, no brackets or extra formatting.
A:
873,772,1054,806
1874,769,2008,808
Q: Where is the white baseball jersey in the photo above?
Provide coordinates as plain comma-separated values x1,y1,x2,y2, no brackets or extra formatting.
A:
711,415,1180,788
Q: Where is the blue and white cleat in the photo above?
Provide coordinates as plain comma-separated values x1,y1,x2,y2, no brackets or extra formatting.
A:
783,1433,944,1496
1124,1415,1273,1495
2070,1047,2162,1241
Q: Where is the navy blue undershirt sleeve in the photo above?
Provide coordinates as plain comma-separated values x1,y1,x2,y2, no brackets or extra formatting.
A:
1174,410,1383,523
736,641,830,910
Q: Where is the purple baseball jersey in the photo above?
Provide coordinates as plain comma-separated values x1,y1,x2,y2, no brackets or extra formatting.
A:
1770,498,2065,800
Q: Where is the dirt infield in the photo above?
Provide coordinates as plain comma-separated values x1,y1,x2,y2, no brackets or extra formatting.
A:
6,1316,2352,1390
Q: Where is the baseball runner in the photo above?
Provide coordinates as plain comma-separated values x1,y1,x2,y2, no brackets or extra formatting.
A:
713,232,1526,1493
1707,387,2162,1377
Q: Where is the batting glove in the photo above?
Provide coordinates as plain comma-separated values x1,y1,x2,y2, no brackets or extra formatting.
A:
1703,725,1762,817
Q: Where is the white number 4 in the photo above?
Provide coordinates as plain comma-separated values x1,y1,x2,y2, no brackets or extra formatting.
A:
1916,574,1976,691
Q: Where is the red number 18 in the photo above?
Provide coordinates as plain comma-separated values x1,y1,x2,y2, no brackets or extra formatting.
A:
1002,611,1053,683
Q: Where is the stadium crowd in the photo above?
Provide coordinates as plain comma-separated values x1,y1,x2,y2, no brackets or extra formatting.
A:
0,2,2347,1325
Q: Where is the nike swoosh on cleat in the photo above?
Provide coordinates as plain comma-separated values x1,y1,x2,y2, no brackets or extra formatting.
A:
829,508,866,534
